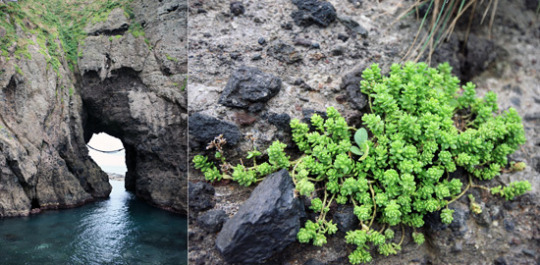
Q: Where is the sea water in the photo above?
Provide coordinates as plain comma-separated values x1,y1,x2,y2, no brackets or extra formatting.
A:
0,180,187,265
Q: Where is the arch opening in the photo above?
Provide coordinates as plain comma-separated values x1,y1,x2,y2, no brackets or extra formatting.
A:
87,133,127,187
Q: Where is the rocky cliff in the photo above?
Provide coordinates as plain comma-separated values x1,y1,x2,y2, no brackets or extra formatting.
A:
0,0,187,217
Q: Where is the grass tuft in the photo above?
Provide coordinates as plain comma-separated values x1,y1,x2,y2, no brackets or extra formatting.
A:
394,0,503,65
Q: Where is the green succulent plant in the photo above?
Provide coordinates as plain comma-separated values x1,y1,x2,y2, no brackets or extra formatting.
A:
193,62,530,264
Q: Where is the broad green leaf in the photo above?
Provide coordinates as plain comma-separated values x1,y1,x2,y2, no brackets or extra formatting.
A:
350,146,363,156
354,128,368,146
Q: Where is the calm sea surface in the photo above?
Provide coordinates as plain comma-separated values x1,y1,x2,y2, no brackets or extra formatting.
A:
0,180,187,265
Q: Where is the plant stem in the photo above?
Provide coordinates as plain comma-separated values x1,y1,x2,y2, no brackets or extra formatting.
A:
398,224,405,246
368,183,377,228
447,175,472,204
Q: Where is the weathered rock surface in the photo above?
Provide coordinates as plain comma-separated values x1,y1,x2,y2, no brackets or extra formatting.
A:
215,169,306,264
333,205,358,233
432,34,499,82
0,30,109,217
340,65,368,110
197,209,229,233
188,181,216,212
188,113,242,148
84,8,130,36
218,66,282,110
291,0,337,27
266,41,303,64
337,15,368,38
0,0,187,217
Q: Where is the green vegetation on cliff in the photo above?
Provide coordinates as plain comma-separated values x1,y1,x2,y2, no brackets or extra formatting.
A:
0,0,134,72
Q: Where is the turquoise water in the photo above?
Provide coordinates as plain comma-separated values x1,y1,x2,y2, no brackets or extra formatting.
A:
0,180,187,265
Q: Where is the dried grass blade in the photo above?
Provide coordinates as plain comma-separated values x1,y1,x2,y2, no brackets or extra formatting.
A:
402,0,435,61
488,0,499,39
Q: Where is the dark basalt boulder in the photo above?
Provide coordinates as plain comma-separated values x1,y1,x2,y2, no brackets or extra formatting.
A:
218,66,282,111
340,65,368,110
197,209,229,233
188,113,242,148
215,169,306,264
291,0,337,27
189,181,216,213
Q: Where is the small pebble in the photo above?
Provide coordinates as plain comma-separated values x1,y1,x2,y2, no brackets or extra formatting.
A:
230,1,245,16
503,219,515,231
293,38,311,47
337,33,349,42
258,37,266,45
494,257,507,265
522,249,535,257
281,22,293,30
230,53,241,60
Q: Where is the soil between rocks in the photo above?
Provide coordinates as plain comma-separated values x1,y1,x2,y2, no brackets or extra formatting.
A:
188,0,539,264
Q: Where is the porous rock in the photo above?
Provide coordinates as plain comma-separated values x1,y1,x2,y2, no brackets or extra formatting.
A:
218,66,282,109
337,16,368,38
230,1,245,16
333,205,358,232
432,34,498,82
340,65,368,110
291,0,337,27
266,41,303,64
215,169,306,264
197,209,229,233
188,181,215,212
188,113,242,147
304,259,326,265
266,112,291,131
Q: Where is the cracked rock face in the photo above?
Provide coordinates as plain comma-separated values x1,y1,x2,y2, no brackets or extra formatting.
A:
0,33,109,217
0,0,187,217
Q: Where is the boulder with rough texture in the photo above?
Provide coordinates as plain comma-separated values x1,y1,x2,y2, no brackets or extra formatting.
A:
333,205,358,233
340,65,368,110
291,0,337,27
337,16,368,38
215,169,306,264
218,66,282,110
197,209,229,233
189,181,216,212
188,113,242,148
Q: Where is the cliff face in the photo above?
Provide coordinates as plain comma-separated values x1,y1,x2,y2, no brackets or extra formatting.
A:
0,0,187,217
